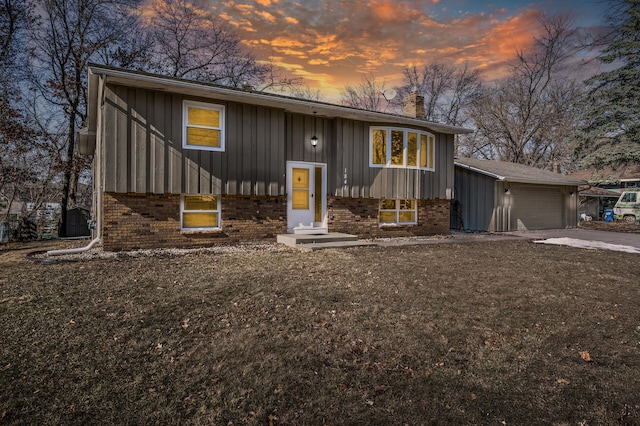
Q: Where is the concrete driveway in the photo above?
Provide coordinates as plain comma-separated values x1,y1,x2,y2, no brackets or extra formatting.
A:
375,228,640,252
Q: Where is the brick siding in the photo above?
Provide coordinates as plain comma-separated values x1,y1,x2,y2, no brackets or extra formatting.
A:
327,196,450,238
103,193,286,251
102,193,450,251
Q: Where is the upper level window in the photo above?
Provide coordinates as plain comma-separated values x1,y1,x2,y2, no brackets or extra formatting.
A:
183,100,225,151
370,127,435,170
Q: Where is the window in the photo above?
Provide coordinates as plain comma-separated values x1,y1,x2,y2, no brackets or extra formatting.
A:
379,199,417,225
183,100,225,151
620,192,637,203
369,127,435,170
181,195,221,230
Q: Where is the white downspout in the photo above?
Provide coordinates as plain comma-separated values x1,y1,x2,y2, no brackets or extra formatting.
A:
46,236,101,256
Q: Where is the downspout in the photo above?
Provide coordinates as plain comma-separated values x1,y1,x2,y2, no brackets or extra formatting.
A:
46,236,101,256
47,72,106,257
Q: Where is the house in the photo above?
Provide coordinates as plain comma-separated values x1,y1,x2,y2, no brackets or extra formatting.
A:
577,186,620,220
570,165,640,220
81,65,471,251
570,164,640,192
453,158,585,232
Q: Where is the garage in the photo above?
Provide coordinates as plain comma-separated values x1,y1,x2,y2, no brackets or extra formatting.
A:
509,184,564,230
453,158,586,232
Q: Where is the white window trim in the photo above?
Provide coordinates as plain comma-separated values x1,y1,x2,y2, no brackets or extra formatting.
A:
182,100,225,152
369,127,435,171
379,199,418,226
180,194,222,232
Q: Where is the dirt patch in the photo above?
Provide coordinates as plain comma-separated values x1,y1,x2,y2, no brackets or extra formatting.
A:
579,220,640,234
1,239,639,425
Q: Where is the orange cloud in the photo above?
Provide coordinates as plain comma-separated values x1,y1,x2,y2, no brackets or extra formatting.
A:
255,10,276,22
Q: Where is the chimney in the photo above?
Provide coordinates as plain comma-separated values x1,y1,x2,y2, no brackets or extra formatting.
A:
402,92,425,119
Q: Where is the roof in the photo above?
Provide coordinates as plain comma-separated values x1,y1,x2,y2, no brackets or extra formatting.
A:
86,64,472,137
570,164,640,185
578,186,621,198
454,157,586,186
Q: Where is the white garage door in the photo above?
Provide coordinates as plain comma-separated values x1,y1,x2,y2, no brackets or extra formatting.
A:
510,185,564,230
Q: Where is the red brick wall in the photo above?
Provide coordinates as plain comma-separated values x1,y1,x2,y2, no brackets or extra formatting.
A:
327,196,450,238
102,193,450,250
102,193,286,251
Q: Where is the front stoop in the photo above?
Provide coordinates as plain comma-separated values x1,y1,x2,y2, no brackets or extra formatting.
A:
276,233,375,251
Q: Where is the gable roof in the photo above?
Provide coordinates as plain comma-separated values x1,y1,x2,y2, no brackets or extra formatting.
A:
454,157,586,186
570,164,640,185
86,64,472,139
579,186,621,197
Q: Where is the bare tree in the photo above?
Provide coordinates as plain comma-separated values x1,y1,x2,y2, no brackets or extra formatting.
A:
146,0,301,90
465,13,583,171
28,0,142,236
393,62,481,125
340,74,389,111
0,0,46,229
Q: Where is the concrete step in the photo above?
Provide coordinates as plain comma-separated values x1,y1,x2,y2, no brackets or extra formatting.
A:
277,232,362,249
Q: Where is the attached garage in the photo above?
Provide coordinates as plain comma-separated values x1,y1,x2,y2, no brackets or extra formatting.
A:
510,184,564,230
453,158,586,232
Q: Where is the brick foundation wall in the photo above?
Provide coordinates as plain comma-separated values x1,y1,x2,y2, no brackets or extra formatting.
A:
327,196,450,239
102,193,286,251
102,193,450,251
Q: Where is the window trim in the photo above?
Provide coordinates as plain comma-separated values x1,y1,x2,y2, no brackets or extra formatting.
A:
180,194,222,232
182,100,225,152
369,127,435,171
379,199,418,226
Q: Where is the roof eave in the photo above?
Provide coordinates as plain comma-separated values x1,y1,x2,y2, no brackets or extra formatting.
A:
87,64,473,135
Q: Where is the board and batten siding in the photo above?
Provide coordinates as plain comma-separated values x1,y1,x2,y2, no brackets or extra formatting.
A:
454,166,496,232
102,82,454,201
330,118,454,200
103,83,286,196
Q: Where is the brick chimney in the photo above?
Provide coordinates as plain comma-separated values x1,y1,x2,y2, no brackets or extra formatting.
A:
402,92,425,119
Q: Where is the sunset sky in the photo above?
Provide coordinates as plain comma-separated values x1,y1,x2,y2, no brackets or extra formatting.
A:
207,0,611,101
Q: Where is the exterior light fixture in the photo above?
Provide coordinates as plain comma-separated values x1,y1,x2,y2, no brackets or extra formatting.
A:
311,111,318,147
504,188,511,195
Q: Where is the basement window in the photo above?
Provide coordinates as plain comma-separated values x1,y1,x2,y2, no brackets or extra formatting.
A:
183,100,225,151
370,127,435,170
379,199,417,225
181,195,221,231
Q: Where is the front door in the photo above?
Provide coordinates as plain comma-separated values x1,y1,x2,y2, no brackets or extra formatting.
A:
287,161,327,234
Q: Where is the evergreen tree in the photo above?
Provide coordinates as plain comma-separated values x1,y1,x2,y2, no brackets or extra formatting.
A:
574,0,640,168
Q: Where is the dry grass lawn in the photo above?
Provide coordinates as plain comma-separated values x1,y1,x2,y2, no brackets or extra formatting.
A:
1,238,639,425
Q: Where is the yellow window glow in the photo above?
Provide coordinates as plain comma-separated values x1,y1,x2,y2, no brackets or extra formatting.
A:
380,199,396,210
183,212,218,228
292,168,309,189
407,132,418,167
184,195,217,210
187,127,220,147
399,199,415,210
379,211,397,223
399,211,415,223
372,129,387,164
391,130,404,165
292,190,309,209
188,107,220,127
420,134,428,168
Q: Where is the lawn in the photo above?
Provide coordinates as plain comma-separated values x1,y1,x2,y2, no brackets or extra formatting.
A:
1,239,639,425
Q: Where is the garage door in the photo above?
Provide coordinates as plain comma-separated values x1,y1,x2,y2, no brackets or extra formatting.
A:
510,185,563,230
